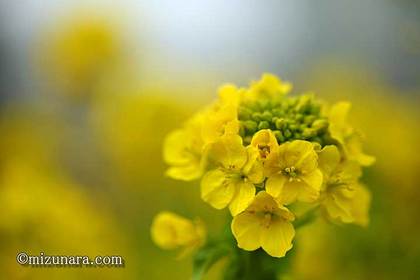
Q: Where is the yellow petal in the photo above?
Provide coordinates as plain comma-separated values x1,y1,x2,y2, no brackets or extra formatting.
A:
265,175,287,198
329,102,351,128
166,165,202,181
243,146,265,184
229,181,256,216
231,211,262,251
202,103,239,143
251,129,279,159
332,160,362,184
351,184,371,227
163,129,193,166
208,135,247,170
290,140,318,173
278,181,300,205
301,169,323,194
322,189,354,223
246,160,264,184
200,169,235,209
296,181,321,203
318,145,340,177
248,191,282,212
345,134,376,167
218,84,241,107
263,145,284,177
260,218,295,258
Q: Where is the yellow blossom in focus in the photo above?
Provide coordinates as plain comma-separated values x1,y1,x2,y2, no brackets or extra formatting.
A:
250,129,279,159
264,140,323,205
151,211,206,258
201,135,264,215
231,191,295,258
327,102,375,166
318,145,370,226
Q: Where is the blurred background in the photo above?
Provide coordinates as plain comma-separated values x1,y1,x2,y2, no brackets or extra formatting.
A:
0,1,419,279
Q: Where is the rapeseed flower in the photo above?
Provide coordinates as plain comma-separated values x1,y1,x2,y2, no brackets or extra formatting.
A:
327,102,375,166
201,135,264,215
318,145,370,226
151,211,206,257
231,191,295,258
156,73,374,277
264,140,323,205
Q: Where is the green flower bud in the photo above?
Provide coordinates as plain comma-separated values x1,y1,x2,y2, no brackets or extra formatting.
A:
252,112,262,122
310,105,320,115
261,111,273,122
258,121,270,130
243,120,258,134
273,130,284,143
304,115,316,125
272,108,284,117
243,136,252,145
302,128,316,138
257,99,269,110
289,124,298,131
239,124,246,137
238,107,252,120
275,118,285,129
295,95,312,112
312,119,329,131
293,132,302,139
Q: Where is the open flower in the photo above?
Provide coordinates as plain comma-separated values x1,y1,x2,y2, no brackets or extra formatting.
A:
151,211,206,258
231,191,295,258
201,85,240,144
163,112,207,181
201,135,264,216
264,140,323,205
318,145,371,226
251,129,279,159
327,102,375,166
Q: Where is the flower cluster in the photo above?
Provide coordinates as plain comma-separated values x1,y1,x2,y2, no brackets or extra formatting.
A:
155,73,374,259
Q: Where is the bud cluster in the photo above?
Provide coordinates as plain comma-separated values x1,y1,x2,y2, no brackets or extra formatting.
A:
238,94,330,145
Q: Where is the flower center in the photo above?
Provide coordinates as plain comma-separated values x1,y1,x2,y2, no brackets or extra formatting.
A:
257,144,270,158
261,212,273,228
283,166,302,182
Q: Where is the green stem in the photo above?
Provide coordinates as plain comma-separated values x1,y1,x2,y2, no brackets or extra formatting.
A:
294,205,319,229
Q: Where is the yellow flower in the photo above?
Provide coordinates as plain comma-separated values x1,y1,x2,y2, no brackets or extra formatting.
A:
201,135,264,215
318,145,370,226
264,140,323,205
201,85,240,144
164,85,242,181
327,102,375,166
250,129,279,159
231,191,295,258
163,112,207,181
244,73,292,102
151,211,206,257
